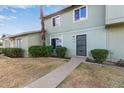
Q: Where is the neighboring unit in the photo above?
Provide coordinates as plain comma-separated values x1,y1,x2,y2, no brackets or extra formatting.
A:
1,31,42,57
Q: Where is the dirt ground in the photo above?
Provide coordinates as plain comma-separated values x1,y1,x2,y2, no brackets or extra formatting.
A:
58,62,124,88
0,57,67,88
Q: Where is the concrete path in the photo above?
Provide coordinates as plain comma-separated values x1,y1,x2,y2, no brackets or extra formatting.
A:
25,56,86,88
0,54,11,59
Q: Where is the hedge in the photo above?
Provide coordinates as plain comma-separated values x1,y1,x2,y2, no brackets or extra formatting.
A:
3,48,24,58
28,45,53,57
0,48,4,54
0,43,2,46
91,49,109,63
56,46,67,58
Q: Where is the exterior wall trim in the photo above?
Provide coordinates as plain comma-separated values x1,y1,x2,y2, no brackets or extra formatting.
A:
48,25,105,34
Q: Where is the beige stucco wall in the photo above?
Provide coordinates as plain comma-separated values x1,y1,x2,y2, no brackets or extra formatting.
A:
107,24,124,61
46,26,107,57
106,5,124,25
3,39,11,48
28,33,42,47
45,5,105,34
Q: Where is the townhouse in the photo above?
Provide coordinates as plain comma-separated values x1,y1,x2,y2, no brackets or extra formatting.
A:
1,5,124,61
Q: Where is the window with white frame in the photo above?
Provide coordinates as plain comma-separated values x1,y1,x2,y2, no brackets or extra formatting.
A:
17,39,22,48
74,6,87,21
52,16,60,27
51,38,62,48
50,35,63,48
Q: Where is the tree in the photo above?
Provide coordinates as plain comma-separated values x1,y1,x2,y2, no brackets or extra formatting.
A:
40,5,46,46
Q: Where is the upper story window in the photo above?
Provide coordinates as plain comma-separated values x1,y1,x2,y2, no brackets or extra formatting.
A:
52,16,60,27
74,6,87,22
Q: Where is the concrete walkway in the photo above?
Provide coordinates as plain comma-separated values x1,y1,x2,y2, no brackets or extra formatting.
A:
0,54,11,59
25,56,86,88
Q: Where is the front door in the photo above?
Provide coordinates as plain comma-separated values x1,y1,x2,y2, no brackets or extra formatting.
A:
76,34,87,56
51,38,56,48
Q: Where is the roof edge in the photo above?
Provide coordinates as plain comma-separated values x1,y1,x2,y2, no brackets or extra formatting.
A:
44,5,82,19
3,30,41,39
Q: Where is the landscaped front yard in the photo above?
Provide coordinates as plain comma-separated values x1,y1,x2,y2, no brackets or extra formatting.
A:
0,55,124,88
58,62,124,88
0,57,67,88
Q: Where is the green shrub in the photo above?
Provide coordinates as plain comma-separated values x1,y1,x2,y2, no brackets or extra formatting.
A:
28,45,53,57
0,43,2,46
28,46,42,57
56,46,67,58
0,48,4,54
44,46,54,57
116,59,124,67
91,49,109,63
3,48,24,58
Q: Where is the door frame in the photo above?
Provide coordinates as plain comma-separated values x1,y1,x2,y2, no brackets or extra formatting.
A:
76,34,87,56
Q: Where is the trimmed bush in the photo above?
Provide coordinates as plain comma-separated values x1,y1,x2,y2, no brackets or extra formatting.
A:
44,46,54,57
3,48,24,58
28,45,53,57
91,49,109,63
0,48,4,54
56,46,67,58
0,43,2,46
28,46,42,57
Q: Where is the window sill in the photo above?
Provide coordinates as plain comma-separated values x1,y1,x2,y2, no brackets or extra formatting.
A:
73,18,88,23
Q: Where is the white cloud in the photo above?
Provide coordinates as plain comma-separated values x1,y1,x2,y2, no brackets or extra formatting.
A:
10,9,17,13
0,5,32,13
0,15,16,22
45,5,52,8
7,5,32,9
8,16,16,20
0,15,8,20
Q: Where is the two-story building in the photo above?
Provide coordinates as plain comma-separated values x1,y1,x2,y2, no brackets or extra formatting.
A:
1,5,124,61
45,5,106,58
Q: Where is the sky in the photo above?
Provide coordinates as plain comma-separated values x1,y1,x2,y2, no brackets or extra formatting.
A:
0,5,65,36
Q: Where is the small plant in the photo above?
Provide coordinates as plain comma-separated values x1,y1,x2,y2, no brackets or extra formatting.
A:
56,46,67,58
28,45,53,57
3,48,24,58
91,49,109,63
115,59,124,67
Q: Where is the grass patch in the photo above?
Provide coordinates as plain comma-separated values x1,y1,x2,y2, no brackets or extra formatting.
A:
0,57,67,88
58,63,124,88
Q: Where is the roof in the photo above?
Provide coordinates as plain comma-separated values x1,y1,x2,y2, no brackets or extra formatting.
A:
0,34,11,40
44,5,82,19
2,30,41,39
